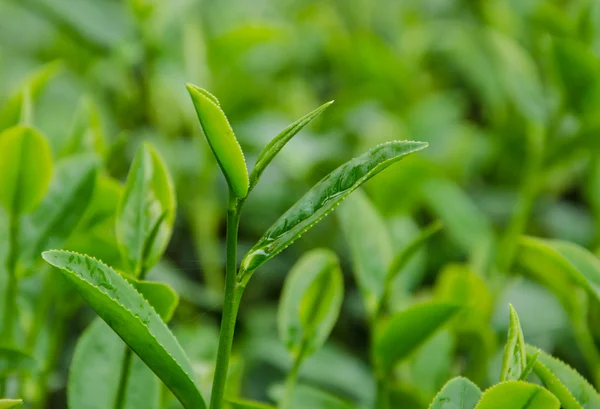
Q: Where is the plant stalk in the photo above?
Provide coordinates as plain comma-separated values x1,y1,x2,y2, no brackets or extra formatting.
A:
2,214,20,345
113,348,134,409
281,342,307,409
210,196,244,409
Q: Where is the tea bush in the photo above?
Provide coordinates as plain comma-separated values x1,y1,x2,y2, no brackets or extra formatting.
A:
1,1,600,409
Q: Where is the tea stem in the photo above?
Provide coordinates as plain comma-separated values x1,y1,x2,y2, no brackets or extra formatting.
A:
113,348,133,409
210,195,244,409
281,342,307,409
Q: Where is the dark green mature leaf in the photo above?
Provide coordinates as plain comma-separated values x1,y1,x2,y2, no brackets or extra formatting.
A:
0,126,53,215
69,319,160,409
116,143,176,276
0,348,37,375
249,100,333,191
227,398,276,409
240,141,428,278
278,249,343,359
0,62,62,130
527,345,600,409
41,250,206,409
337,190,392,315
21,154,98,268
474,381,559,409
428,377,482,409
375,301,460,373
518,237,600,304
186,84,249,198
500,305,527,382
0,399,22,409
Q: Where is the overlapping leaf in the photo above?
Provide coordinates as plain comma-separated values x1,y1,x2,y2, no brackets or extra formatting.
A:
42,250,206,409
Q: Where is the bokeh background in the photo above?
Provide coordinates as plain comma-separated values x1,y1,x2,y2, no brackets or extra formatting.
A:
2,0,600,407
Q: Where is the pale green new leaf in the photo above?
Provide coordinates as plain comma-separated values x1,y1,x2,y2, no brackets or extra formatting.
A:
69,319,160,409
0,399,22,409
518,237,600,304
500,305,527,382
0,126,53,215
241,141,428,277
249,100,333,191
0,348,37,375
186,84,249,198
428,377,481,409
375,301,460,373
21,154,98,267
475,381,559,409
116,143,176,276
0,61,62,130
527,345,600,409
278,249,343,360
41,250,206,409
337,190,392,315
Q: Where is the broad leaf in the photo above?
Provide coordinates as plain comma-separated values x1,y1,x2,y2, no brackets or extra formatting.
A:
186,84,249,198
41,250,206,409
500,305,527,382
337,190,392,315
0,399,22,409
428,377,481,409
518,237,600,304
240,141,428,277
227,398,276,409
278,249,343,360
475,381,559,409
0,61,62,130
249,100,333,191
21,154,98,268
116,143,176,276
69,319,160,409
527,345,600,409
131,280,179,322
375,301,460,373
0,126,53,215
0,347,37,375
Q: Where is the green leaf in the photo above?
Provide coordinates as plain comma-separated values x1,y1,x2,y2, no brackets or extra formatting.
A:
131,280,179,322
41,250,206,409
62,97,106,156
0,61,62,130
375,301,460,373
227,398,276,409
249,100,333,191
0,347,37,375
186,84,249,198
428,377,482,409
240,141,428,277
0,126,53,215
474,381,559,409
500,305,527,382
21,154,98,268
68,319,160,409
278,249,343,359
422,179,494,256
279,384,354,409
337,189,392,315
116,142,176,276
0,399,22,409
527,345,600,409
518,237,600,305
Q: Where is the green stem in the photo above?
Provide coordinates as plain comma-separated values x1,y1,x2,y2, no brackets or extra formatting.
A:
2,214,19,344
281,342,307,409
210,196,244,409
113,348,134,409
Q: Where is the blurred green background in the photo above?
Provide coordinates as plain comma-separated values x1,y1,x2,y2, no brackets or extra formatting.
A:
2,0,600,407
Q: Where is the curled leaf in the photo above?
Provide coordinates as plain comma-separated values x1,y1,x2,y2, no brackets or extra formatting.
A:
41,250,206,409
240,141,428,278
186,84,249,198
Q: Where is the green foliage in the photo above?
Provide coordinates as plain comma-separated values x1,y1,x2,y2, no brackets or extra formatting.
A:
116,142,176,276
41,250,206,409
0,126,53,215
474,381,560,409
500,305,527,382
0,400,22,409
227,398,276,409
0,348,36,376
428,377,481,409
